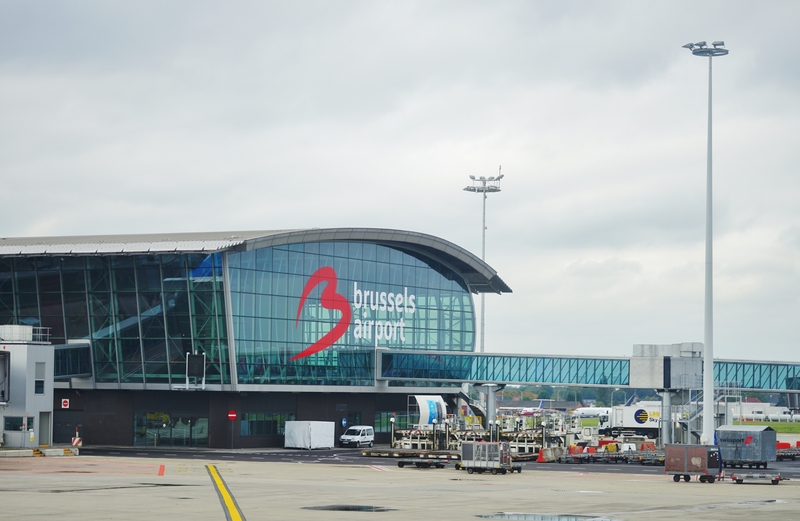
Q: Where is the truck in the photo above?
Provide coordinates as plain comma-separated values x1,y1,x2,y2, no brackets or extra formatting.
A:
599,402,662,439
456,441,522,475
664,444,722,483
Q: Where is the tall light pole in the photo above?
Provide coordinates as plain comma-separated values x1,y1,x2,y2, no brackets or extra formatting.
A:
683,40,729,445
464,167,503,353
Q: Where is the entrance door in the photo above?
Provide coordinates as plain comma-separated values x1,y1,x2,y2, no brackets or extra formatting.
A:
39,412,51,446
53,411,84,443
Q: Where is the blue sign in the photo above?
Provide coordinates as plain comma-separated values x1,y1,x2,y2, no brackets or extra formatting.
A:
341,418,347,428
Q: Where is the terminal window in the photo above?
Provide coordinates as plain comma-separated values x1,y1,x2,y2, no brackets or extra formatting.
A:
240,412,296,436
4,416,34,431
34,362,45,394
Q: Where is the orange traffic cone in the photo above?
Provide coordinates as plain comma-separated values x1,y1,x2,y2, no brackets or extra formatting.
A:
537,449,545,463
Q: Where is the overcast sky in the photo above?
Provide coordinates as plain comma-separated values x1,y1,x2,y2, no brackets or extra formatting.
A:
2,2,799,363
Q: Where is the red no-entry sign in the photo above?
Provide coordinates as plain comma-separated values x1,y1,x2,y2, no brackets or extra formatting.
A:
227,410,237,421
62,399,70,409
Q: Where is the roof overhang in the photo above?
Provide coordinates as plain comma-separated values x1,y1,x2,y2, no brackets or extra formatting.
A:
0,228,511,294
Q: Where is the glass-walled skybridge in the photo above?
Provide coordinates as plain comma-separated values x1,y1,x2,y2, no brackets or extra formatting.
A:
377,350,800,393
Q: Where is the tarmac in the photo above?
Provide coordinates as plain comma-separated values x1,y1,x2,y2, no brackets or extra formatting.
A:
1,448,799,521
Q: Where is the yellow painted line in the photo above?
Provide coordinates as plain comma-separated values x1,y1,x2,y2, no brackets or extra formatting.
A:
206,464,245,521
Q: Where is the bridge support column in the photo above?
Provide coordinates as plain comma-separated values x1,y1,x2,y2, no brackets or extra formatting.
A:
474,384,503,430
659,390,674,446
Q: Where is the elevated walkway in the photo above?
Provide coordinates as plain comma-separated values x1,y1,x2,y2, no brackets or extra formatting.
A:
376,349,800,393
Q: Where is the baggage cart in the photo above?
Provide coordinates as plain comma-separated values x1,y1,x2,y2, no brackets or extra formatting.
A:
457,441,522,475
664,444,722,483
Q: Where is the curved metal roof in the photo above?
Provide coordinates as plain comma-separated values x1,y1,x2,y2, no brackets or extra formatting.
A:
0,228,511,294
241,228,511,294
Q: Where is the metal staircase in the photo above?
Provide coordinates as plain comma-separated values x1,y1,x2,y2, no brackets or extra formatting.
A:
673,380,741,444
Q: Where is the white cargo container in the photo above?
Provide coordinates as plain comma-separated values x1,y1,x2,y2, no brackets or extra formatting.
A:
284,421,335,450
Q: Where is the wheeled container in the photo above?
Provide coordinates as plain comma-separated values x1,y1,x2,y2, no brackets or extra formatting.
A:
457,441,522,475
664,444,722,483
716,425,776,469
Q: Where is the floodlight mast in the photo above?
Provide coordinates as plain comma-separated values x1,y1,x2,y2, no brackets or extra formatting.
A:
684,40,728,445
463,166,503,353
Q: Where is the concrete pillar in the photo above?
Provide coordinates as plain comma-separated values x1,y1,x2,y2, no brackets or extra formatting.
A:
659,391,673,446
474,384,499,429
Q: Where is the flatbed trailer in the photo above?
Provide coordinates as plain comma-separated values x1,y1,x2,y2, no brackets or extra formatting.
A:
556,450,663,465
557,451,628,464
776,447,800,461
729,470,783,485
359,448,457,459
396,458,450,469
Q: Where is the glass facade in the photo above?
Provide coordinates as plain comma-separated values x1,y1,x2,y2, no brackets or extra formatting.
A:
134,412,209,447
240,412,296,436
716,361,800,392
0,254,229,385
228,242,475,386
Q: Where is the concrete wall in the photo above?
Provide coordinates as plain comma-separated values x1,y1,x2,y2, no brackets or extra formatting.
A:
0,342,54,448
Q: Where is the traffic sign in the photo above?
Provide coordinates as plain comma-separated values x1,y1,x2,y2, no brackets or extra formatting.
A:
62,399,70,409
227,410,237,421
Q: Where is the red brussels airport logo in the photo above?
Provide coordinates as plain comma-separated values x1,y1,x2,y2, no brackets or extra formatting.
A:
291,267,352,361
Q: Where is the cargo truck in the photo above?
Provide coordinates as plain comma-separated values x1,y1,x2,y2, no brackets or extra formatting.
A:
599,402,662,439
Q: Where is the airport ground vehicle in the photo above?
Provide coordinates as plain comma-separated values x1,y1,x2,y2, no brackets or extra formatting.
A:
339,425,375,448
664,444,722,483
456,441,522,474
599,402,661,439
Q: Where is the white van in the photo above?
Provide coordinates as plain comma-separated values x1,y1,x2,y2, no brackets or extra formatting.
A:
339,425,374,448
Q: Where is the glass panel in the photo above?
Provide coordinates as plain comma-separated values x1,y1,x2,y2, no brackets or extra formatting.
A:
192,418,209,447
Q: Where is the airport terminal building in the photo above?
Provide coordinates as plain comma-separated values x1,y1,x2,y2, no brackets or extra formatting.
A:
0,229,510,448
